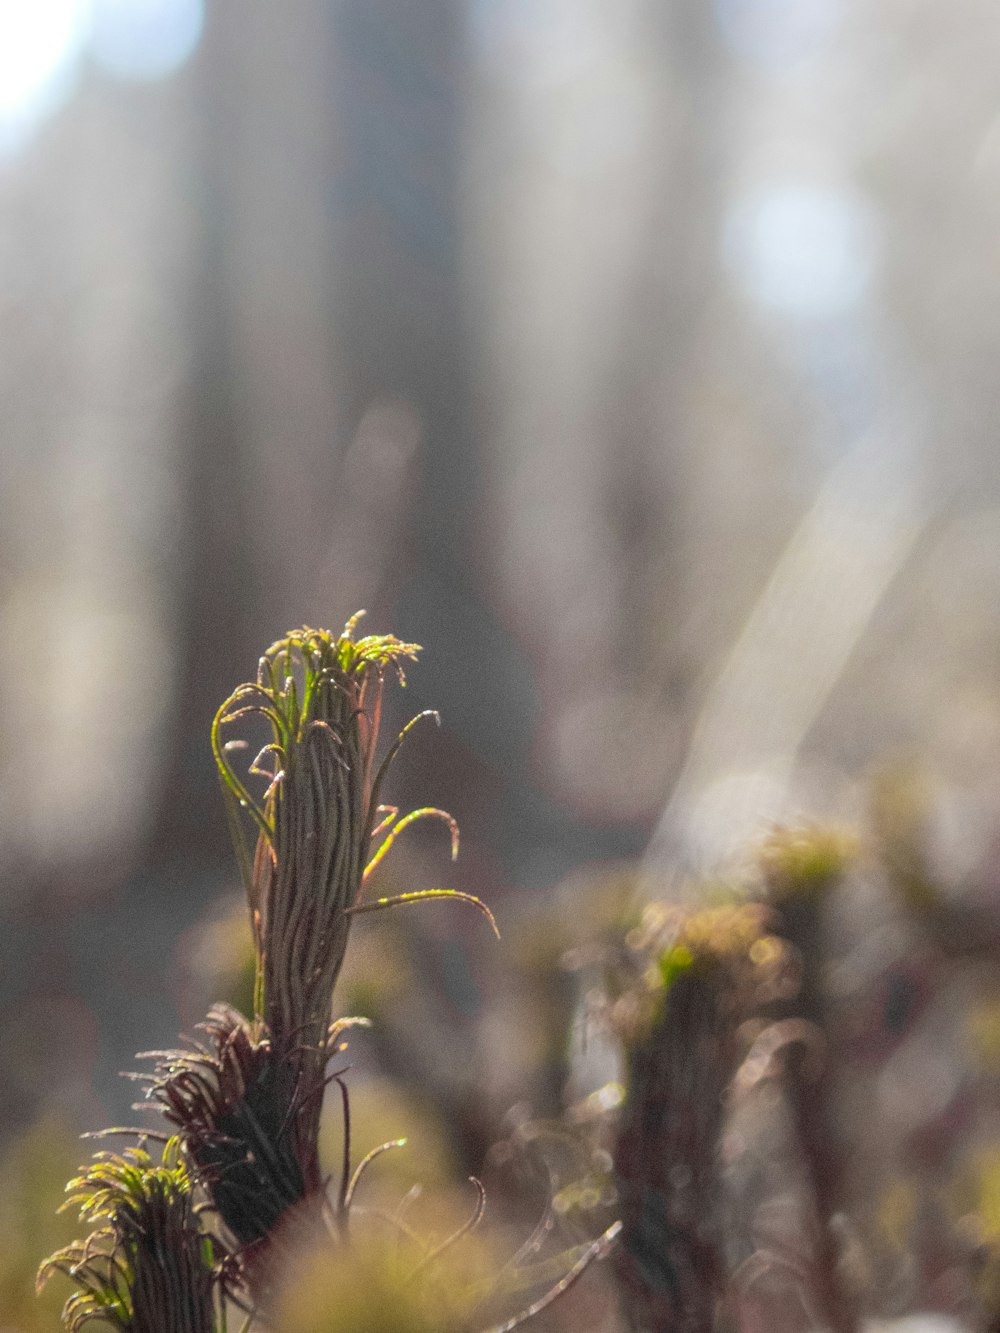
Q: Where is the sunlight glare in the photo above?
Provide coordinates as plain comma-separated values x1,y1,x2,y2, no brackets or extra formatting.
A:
88,0,203,82
725,180,877,320
0,0,87,151
715,0,839,70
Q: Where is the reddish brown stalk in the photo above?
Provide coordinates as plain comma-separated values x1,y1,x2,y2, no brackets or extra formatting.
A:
613,906,772,1333
761,828,860,1333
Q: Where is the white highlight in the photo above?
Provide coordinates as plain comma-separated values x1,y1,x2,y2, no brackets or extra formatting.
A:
88,0,204,81
0,0,87,150
863,1318,969,1333
0,0,204,155
726,181,877,319
715,0,840,69
646,436,923,872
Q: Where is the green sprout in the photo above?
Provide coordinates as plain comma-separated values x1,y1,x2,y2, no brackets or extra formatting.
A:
135,616,496,1299
212,616,496,1056
757,823,857,900
37,1141,221,1333
40,615,631,1331
613,903,777,1332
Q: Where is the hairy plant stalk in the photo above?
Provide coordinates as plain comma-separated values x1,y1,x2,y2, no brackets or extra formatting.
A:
140,1005,309,1256
214,620,422,1059
135,617,491,1301
37,1142,221,1333
760,827,859,1333
613,906,771,1333
38,615,586,1330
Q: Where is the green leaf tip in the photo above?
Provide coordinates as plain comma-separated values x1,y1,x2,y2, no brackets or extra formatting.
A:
38,1139,220,1332
757,823,857,900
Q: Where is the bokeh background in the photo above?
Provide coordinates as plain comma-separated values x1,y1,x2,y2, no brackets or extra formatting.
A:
5,1,1000,1329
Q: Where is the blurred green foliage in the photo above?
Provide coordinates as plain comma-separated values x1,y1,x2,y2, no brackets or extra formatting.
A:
0,1117,87,1330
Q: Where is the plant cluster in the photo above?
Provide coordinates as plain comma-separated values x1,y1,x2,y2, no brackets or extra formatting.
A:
39,620,998,1332
586,829,866,1333
39,617,511,1330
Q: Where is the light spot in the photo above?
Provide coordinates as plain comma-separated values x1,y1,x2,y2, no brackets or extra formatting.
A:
0,0,87,153
88,0,203,82
862,1316,968,1333
725,180,878,320
715,0,840,70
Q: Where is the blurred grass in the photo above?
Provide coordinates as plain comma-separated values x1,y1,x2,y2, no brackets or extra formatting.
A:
0,1115,86,1330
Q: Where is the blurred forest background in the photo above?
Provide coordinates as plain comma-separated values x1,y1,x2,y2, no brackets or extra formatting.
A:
5,1,1000,1329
